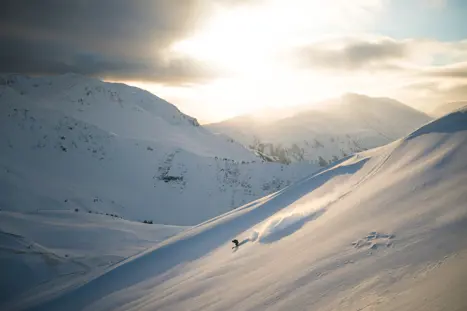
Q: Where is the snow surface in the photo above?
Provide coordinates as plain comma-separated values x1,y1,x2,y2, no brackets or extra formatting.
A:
12,108,467,311
0,74,319,225
207,93,432,164
0,210,186,308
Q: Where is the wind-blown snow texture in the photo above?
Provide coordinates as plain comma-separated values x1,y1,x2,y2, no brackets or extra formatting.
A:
0,74,318,225
207,93,432,165
14,108,467,311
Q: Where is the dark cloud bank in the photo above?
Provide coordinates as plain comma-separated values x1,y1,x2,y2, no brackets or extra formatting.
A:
294,37,408,71
0,0,224,84
3,1,467,87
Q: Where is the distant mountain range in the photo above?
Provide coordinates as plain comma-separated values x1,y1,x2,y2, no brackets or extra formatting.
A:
206,93,432,165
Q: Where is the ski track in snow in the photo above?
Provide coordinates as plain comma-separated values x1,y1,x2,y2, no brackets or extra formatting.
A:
250,145,395,245
252,192,337,244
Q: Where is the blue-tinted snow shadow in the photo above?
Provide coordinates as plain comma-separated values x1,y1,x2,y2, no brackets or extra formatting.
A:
406,109,466,140
259,208,327,244
29,159,368,311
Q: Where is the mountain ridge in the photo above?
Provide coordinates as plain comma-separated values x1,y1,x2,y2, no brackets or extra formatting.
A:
0,73,319,225
207,93,432,165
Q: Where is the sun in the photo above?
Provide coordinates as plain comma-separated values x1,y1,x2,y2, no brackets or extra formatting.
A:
148,1,361,122
171,8,274,75
170,1,335,76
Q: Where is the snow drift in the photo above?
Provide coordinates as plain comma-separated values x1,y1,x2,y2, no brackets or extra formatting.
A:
12,108,467,311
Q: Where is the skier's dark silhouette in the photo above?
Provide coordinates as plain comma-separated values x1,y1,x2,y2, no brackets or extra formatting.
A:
232,239,239,248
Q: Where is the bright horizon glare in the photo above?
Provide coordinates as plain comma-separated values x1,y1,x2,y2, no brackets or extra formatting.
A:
122,0,467,123
126,1,388,122
3,0,465,123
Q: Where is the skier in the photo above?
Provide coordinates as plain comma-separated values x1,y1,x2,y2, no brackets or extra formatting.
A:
232,239,239,248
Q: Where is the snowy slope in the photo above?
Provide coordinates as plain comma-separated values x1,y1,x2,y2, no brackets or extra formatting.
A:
207,93,432,165
17,108,467,311
0,210,186,306
0,73,253,159
0,74,319,225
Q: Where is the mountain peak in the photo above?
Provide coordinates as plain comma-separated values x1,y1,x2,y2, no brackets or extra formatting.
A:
207,94,432,165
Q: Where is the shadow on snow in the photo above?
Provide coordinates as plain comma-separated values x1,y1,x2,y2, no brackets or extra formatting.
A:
31,158,368,311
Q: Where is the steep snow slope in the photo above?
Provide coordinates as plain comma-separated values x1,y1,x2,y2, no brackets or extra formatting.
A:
207,93,432,165
0,74,318,225
18,108,467,311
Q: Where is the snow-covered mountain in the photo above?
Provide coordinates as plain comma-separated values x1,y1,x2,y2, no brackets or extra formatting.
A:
430,100,467,117
207,93,432,165
15,107,467,311
0,74,318,225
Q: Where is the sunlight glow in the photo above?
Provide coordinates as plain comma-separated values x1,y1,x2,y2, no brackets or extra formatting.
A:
170,0,338,75
146,0,392,122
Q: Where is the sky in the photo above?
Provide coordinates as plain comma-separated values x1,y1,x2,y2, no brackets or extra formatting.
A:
1,0,467,123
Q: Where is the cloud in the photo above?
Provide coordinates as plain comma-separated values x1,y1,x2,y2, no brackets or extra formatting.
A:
397,76,467,114
421,62,467,79
293,36,410,71
0,0,208,54
0,0,226,84
0,34,221,85
406,80,467,96
0,0,391,84
287,34,467,113
291,35,467,75
1,0,466,114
